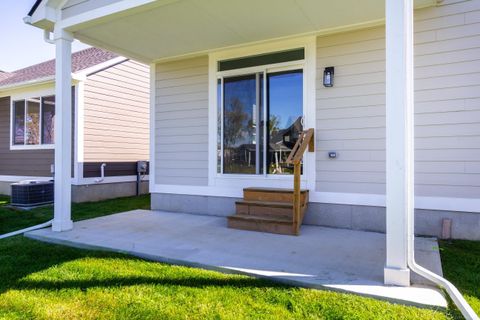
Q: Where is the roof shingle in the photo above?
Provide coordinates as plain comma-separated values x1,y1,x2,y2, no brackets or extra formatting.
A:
0,47,119,88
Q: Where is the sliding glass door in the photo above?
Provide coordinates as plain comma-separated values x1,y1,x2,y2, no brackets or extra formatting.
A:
219,68,303,175
267,70,303,174
222,74,258,174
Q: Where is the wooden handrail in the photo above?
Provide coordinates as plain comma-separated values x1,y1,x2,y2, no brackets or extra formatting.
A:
286,128,314,235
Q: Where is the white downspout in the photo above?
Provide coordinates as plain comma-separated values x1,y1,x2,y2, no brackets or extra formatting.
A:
408,245,478,319
95,163,107,183
385,0,478,318
44,30,55,44
0,220,53,240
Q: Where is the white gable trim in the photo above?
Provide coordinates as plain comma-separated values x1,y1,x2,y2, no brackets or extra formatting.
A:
75,56,128,77
0,57,126,94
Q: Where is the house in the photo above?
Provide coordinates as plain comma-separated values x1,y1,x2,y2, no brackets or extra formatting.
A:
24,0,480,305
0,47,150,202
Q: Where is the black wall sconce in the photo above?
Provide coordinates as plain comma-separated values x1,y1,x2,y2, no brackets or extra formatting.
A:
323,66,334,87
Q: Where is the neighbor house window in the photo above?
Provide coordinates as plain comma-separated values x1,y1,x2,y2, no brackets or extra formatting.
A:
12,95,55,147
217,49,304,175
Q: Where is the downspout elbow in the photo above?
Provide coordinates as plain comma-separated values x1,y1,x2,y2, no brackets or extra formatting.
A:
43,30,55,44
408,240,478,319
95,163,107,183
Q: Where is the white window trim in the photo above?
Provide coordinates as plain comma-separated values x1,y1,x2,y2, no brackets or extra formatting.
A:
10,87,56,151
208,36,317,189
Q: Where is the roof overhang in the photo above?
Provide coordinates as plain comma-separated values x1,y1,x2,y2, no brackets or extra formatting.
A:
27,0,439,63
0,56,127,96
25,0,67,31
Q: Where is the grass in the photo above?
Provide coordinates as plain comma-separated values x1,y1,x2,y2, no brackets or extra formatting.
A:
0,195,150,234
439,240,480,318
0,194,478,319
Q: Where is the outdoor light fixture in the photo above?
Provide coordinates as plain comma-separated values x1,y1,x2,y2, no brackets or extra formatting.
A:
323,67,334,87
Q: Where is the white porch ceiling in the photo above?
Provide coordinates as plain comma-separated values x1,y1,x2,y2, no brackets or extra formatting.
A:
69,0,436,63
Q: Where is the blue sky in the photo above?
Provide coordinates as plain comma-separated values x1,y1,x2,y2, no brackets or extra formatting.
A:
0,0,89,72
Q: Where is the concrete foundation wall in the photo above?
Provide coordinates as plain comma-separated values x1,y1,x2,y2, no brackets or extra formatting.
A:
72,181,149,203
0,180,149,202
151,193,480,241
0,181,11,196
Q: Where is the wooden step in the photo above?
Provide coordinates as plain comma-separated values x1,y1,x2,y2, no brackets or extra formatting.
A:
236,200,294,219
227,214,297,236
243,187,309,203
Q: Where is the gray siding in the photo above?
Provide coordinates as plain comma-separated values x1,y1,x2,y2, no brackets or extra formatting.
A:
0,96,53,177
316,0,480,198
83,60,150,162
155,56,209,186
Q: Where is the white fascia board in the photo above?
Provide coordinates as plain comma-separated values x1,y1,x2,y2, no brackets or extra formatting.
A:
0,76,55,94
0,76,81,97
0,175,53,182
27,0,60,31
75,56,128,77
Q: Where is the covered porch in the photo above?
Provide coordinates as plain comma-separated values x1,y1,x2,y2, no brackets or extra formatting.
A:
25,0,480,317
26,209,446,308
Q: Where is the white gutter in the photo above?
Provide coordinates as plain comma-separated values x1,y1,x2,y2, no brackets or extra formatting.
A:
0,76,55,92
0,75,84,95
0,220,53,240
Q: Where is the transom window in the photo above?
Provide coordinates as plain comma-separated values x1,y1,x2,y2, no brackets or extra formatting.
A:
217,49,304,175
12,96,55,147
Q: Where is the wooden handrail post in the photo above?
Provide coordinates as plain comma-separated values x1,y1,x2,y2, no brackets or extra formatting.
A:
293,161,301,235
286,128,314,235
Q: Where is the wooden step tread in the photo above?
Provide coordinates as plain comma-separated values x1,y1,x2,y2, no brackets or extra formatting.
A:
228,214,292,224
243,187,309,194
236,200,295,208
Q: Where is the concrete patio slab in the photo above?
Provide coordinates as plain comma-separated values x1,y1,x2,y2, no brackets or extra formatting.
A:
26,210,447,309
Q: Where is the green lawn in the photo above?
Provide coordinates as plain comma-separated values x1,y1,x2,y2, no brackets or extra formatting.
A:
0,194,478,319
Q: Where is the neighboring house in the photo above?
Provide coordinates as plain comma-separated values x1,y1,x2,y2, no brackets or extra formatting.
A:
25,0,480,291
0,47,150,202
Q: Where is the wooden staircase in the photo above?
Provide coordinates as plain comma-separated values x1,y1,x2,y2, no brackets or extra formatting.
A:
227,187,309,235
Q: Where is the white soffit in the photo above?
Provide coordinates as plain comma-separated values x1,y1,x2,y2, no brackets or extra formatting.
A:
70,0,437,62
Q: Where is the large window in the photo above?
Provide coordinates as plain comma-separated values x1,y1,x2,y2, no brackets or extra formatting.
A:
217,49,304,175
12,95,55,147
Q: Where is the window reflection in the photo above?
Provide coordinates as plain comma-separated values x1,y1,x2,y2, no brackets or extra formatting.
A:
223,75,257,174
267,70,303,174
42,96,55,144
219,69,303,175
13,101,25,145
26,98,41,145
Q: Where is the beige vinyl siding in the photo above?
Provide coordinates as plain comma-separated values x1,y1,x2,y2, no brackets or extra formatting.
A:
155,56,209,186
83,60,150,162
315,0,480,198
0,97,54,177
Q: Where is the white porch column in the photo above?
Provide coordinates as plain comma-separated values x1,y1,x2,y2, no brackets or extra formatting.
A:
384,0,414,286
52,28,74,232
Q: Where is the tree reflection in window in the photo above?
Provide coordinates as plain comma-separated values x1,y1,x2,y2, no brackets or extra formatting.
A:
12,95,55,147
223,75,256,174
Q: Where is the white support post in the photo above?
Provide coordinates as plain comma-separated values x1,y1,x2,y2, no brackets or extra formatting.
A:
52,28,74,232
384,0,414,286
